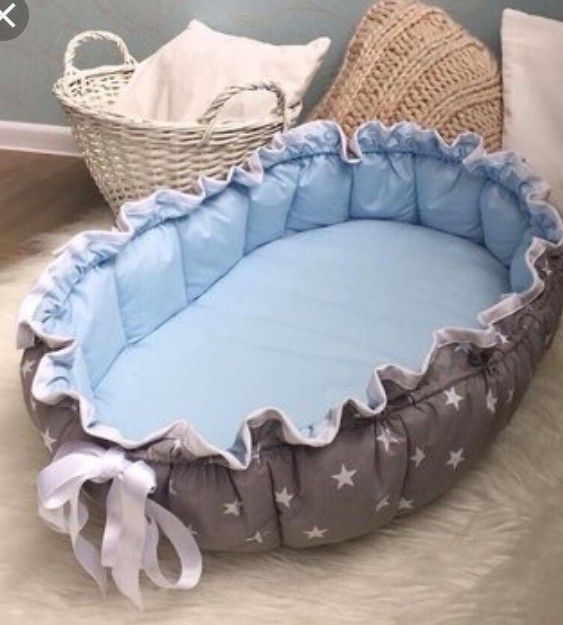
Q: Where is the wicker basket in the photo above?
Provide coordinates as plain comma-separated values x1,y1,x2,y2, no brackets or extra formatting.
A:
54,30,300,214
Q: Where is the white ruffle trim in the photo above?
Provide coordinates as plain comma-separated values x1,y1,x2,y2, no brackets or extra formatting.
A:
16,120,563,469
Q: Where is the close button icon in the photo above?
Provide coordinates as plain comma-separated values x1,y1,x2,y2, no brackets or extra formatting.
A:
0,0,29,41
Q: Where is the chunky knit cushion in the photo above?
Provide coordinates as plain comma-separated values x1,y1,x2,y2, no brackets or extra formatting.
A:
311,1,502,151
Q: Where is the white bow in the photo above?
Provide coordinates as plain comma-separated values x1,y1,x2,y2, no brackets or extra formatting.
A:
37,441,202,608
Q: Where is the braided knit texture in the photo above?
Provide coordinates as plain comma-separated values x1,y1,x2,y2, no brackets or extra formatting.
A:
311,1,502,151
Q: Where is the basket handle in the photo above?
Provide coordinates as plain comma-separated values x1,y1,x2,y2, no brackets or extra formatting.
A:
198,81,290,142
63,30,136,78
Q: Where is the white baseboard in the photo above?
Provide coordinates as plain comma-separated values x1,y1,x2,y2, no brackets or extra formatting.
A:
0,121,79,157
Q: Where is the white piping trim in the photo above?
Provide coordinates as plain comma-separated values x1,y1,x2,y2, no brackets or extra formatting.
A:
0,121,79,156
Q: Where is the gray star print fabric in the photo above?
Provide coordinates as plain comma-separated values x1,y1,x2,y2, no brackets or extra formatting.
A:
20,251,562,551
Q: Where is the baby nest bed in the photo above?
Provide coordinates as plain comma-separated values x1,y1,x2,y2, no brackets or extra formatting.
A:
17,121,563,606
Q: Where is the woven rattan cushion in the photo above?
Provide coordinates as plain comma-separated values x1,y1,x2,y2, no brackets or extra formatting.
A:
311,1,502,151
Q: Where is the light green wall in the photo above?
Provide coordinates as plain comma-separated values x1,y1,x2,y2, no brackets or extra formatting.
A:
2,0,563,125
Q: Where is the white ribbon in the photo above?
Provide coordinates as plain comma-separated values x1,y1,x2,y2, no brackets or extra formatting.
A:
37,441,202,608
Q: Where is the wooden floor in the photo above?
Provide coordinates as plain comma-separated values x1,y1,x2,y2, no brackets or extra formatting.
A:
0,150,111,268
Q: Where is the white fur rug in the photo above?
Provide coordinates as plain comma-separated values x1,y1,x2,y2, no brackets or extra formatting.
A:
1,214,562,625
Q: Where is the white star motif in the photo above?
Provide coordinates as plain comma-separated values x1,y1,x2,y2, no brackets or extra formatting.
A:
507,389,514,403
374,496,389,514
444,386,464,411
543,262,552,277
446,448,465,470
169,479,178,497
22,359,35,376
397,497,413,511
486,389,497,413
304,526,328,540
246,531,264,544
223,499,242,516
376,426,398,452
275,487,294,508
331,464,357,489
496,331,509,345
41,429,56,453
409,446,425,468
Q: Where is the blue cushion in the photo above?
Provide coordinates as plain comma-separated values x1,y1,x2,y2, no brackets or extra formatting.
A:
351,152,417,222
93,220,509,449
34,122,559,451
